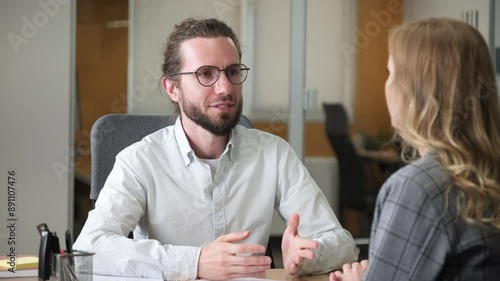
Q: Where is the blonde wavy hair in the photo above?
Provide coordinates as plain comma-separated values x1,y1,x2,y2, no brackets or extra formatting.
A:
388,18,500,229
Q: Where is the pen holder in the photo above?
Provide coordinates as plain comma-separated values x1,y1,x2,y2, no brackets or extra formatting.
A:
54,251,94,281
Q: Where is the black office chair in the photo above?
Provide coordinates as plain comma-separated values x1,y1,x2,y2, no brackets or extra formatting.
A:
89,113,275,267
323,103,378,240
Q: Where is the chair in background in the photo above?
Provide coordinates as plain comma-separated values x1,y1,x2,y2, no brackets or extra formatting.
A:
88,113,276,267
90,114,173,208
90,113,252,206
322,103,379,239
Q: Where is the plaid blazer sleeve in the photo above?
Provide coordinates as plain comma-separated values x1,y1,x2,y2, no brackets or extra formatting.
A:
363,159,452,281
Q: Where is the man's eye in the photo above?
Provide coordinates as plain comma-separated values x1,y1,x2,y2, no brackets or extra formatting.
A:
198,70,215,78
227,68,241,77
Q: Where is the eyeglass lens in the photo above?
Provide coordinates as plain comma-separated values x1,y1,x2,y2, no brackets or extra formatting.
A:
196,64,248,86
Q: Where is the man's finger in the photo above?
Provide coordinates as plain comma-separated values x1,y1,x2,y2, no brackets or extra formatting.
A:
297,248,316,260
294,236,319,250
231,255,272,266
293,255,304,265
285,262,299,275
228,264,271,274
286,213,300,234
360,259,368,269
217,231,251,243
229,243,267,255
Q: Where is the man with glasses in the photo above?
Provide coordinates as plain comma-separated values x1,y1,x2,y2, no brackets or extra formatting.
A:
74,18,357,280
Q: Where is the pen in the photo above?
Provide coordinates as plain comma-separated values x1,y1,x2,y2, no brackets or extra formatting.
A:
65,230,75,267
53,232,61,253
65,230,74,254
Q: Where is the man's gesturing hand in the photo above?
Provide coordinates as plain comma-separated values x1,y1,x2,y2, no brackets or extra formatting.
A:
197,231,272,280
282,213,319,275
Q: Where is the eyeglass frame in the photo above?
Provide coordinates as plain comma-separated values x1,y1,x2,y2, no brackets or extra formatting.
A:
171,63,250,87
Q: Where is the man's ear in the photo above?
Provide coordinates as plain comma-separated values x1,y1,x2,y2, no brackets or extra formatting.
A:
162,76,180,102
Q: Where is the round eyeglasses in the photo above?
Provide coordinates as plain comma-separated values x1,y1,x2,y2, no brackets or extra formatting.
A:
172,64,250,87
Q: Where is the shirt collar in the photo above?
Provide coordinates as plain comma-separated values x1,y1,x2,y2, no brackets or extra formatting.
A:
225,130,235,161
173,116,236,166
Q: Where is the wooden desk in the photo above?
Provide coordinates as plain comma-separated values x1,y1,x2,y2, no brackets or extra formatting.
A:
266,269,330,281
1,269,330,281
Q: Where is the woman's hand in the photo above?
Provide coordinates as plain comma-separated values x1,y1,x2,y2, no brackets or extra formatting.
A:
330,260,368,281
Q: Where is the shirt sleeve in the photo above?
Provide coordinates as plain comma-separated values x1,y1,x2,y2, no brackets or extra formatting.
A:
275,140,358,274
363,172,450,281
73,151,201,280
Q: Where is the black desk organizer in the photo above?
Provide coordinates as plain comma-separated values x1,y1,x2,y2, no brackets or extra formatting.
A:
37,223,60,281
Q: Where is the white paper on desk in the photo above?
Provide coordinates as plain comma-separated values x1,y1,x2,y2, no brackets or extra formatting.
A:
93,275,163,281
92,277,280,281
0,272,279,281
199,277,281,281
0,269,38,278
239,278,281,281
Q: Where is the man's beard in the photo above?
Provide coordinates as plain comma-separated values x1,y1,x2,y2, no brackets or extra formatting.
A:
181,95,243,136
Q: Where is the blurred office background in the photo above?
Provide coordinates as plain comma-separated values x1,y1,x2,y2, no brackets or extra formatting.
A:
1,0,499,260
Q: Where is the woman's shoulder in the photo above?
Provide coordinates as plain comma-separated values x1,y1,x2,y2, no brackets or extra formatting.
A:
390,154,450,187
379,155,453,207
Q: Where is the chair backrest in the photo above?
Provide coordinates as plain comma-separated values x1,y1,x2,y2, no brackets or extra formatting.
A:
323,103,367,210
90,113,253,208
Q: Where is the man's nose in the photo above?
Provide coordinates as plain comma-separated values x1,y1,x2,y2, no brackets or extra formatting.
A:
214,71,233,95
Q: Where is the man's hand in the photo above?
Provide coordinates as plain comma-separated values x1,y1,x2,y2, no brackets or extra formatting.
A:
197,231,272,280
330,260,368,281
281,213,319,275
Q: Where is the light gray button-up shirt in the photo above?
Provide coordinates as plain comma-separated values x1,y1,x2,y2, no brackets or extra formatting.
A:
74,117,357,280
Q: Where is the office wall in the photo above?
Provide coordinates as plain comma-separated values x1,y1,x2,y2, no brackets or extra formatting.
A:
128,1,348,235
252,0,354,114
495,0,500,81
128,0,354,158
0,0,73,255
404,0,497,98
76,0,128,136
496,0,500,52
352,0,492,137
404,0,491,40
128,0,241,115
129,0,355,119
353,0,403,137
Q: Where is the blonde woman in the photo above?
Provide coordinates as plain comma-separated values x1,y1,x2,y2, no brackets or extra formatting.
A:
331,18,500,281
